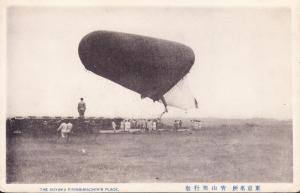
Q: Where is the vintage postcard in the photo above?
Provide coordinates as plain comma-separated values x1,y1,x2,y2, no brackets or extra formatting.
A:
0,0,299,192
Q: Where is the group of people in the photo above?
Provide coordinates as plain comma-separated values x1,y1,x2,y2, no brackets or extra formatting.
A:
112,119,158,132
57,121,73,143
56,97,187,141
174,120,183,131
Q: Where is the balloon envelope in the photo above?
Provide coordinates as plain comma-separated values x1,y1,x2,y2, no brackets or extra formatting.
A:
78,31,195,101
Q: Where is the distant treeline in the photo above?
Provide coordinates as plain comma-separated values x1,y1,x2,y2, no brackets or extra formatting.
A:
6,117,121,136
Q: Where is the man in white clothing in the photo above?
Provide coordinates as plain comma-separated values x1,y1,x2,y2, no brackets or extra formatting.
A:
57,121,73,143
112,121,117,133
152,120,157,131
125,120,131,132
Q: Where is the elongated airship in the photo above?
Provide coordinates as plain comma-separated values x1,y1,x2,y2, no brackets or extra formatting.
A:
78,31,197,112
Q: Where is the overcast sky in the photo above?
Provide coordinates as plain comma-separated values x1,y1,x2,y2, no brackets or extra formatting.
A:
6,7,292,119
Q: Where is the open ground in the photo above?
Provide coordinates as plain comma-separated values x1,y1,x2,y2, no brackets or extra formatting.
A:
6,119,292,183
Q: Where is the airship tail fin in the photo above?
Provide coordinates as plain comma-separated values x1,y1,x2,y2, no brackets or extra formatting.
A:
163,76,198,110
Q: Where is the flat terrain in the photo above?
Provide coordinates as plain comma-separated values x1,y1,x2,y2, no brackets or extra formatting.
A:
7,121,292,183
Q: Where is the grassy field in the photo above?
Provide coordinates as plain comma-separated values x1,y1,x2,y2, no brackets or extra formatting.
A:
6,120,292,183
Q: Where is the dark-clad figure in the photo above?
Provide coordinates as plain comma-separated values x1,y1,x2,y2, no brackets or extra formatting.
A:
77,98,86,119
179,120,183,128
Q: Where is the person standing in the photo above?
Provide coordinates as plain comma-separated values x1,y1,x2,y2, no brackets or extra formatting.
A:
147,119,152,132
66,122,73,143
57,121,67,138
120,120,125,132
112,120,117,133
179,120,183,128
174,120,178,131
125,120,131,132
152,120,157,131
77,98,86,119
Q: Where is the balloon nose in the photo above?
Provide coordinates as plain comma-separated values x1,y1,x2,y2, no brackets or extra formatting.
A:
78,33,96,71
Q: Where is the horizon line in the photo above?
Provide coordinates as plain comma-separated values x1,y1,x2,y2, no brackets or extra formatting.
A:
5,115,293,121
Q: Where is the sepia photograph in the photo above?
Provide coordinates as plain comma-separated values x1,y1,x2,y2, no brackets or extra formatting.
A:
0,0,299,192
